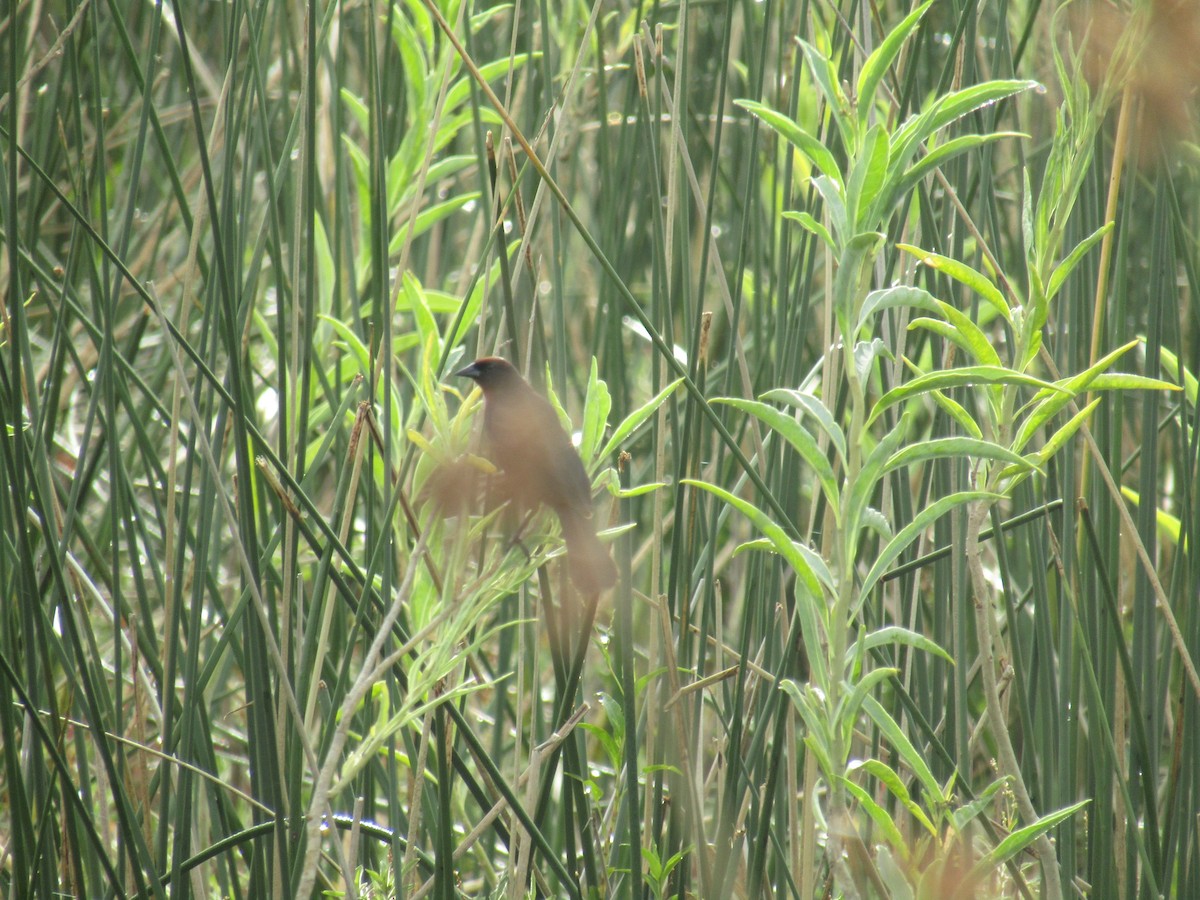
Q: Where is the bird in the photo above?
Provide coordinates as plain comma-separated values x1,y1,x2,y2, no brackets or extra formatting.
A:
455,357,617,594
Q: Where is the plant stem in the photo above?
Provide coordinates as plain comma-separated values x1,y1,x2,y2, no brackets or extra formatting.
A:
966,502,1063,900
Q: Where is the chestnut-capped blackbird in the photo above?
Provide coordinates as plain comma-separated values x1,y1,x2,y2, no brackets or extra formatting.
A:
455,357,617,594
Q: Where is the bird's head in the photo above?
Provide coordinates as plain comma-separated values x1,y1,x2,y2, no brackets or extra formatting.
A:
454,357,522,393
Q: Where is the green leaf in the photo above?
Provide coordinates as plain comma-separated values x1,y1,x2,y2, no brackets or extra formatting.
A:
856,0,935,129
861,693,945,805
797,39,854,153
387,193,479,252
734,538,836,595
893,132,1026,203
715,397,841,514
859,491,1002,601
1086,372,1182,392
783,210,836,252
928,389,984,439
891,80,1038,176
444,53,539,113
884,437,1037,475
1045,221,1114,302
581,358,613,462
840,777,909,860
782,681,837,777
837,231,886,332
737,99,842,186
599,378,684,460
1027,397,1101,469
951,777,1010,832
847,124,890,228
761,387,847,465
840,667,899,745
850,626,954,666
1011,339,1139,452
846,417,908,557
1156,340,1197,409
851,758,938,836
856,285,942,336
933,300,1003,367
318,314,371,376
964,801,1089,886
908,314,1000,369
1121,486,1182,546
869,366,1066,426
683,480,824,599
812,174,849,248
896,244,1011,322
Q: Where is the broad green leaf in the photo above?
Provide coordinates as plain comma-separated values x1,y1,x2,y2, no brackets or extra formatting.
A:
737,100,842,186
870,366,1066,426
611,481,669,499
735,538,836,596
760,388,847,465
387,193,479,252
908,316,1000,369
891,80,1037,176
401,272,439,356
837,231,886,332
933,299,1003,367
862,693,945,804
797,39,855,153
893,133,1026,205
897,244,1010,322
847,124,890,227
1045,221,1114,302
812,174,849,248
444,53,539,113
599,378,684,460
422,290,467,314
928,389,984,439
1012,339,1143,452
951,777,1010,832
319,314,371,376
850,626,954,666
840,777,909,860
716,397,841,513
851,758,938,835
846,417,908,556
856,0,935,128
856,285,942,336
964,801,1089,886
1026,397,1102,470
877,848,915,900
840,668,899,747
581,358,613,462
782,680,837,767
1086,372,1181,392
854,338,891,389
860,506,892,542
885,437,1037,475
684,479,824,599
783,210,836,252
860,491,1001,601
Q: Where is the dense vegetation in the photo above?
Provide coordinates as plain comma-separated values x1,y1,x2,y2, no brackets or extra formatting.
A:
2,0,1198,896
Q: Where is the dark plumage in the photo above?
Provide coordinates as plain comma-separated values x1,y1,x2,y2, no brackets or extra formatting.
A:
455,357,617,594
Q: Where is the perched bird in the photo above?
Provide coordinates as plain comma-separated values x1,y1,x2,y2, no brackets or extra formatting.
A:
455,357,617,594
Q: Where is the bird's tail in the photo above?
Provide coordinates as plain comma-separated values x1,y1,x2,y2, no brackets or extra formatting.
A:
559,510,617,594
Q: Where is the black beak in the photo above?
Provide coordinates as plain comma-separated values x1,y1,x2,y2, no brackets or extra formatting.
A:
454,362,481,380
